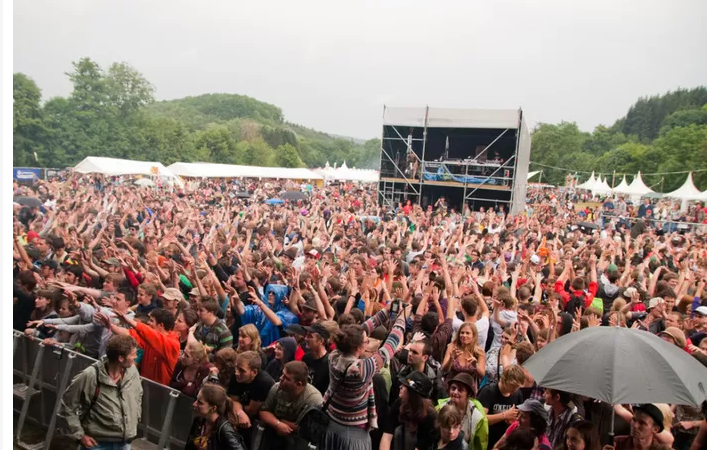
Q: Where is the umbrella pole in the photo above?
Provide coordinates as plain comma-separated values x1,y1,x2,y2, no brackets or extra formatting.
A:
610,405,615,441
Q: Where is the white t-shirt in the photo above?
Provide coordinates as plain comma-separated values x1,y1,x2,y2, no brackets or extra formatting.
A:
490,310,517,349
452,316,490,351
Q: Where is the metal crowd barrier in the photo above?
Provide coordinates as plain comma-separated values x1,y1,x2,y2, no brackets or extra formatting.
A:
13,331,318,450
600,214,702,232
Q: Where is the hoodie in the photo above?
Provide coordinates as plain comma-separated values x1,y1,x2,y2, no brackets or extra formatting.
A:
241,284,298,346
598,274,621,313
265,337,296,380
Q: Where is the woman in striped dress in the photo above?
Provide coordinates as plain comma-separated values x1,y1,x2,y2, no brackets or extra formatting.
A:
321,301,409,450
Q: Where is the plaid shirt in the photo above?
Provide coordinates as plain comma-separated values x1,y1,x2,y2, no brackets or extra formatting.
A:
194,319,233,353
546,405,579,449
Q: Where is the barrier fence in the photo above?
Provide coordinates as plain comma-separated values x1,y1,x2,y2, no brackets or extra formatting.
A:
13,331,317,450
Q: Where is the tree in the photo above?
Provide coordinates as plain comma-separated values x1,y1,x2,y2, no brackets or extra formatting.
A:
193,125,238,163
235,138,274,166
105,62,155,117
13,73,47,166
275,143,302,167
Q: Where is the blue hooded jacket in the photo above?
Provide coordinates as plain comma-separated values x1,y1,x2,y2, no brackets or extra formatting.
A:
241,284,298,346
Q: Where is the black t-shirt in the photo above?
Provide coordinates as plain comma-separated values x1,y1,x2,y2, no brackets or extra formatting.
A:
383,399,437,450
13,283,35,331
477,382,523,448
226,370,275,408
302,351,330,395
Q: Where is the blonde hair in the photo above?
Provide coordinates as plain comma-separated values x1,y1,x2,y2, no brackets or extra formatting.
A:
453,322,484,359
186,340,208,365
237,324,261,353
654,403,673,431
500,364,526,386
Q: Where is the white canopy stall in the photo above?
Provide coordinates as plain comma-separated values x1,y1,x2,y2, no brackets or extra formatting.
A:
664,172,704,211
167,162,323,181
576,172,597,190
592,176,613,196
612,176,630,194
314,161,379,183
73,156,182,186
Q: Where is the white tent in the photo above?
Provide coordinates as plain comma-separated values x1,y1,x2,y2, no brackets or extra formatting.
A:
592,176,612,196
74,157,181,185
527,171,540,181
576,172,596,190
167,162,323,181
613,175,631,194
664,172,703,200
623,171,654,197
314,163,380,183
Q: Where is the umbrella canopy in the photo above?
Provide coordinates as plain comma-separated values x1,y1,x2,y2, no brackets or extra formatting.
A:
134,178,156,187
265,198,285,205
13,196,43,207
523,327,707,406
234,191,252,199
280,191,307,201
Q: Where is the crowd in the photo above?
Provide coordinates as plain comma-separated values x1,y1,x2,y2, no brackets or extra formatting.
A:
12,172,707,450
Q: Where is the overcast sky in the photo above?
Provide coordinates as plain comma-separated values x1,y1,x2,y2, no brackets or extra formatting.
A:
13,0,707,140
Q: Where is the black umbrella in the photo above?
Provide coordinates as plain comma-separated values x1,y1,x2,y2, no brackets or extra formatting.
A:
280,191,307,201
14,196,42,207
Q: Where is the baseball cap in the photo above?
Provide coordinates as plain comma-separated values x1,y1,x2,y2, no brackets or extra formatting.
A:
306,249,320,259
26,231,40,244
103,257,121,267
517,399,549,422
622,287,637,299
530,255,541,265
303,322,331,339
607,264,619,272
647,297,664,311
161,288,183,302
284,324,306,337
694,306,707,317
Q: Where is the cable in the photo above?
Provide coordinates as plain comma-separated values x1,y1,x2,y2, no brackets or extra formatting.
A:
529,161,707,177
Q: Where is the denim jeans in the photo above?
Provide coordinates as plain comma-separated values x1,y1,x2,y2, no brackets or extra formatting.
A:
81,442,131,450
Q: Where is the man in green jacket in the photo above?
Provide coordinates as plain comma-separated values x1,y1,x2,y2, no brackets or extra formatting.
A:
61,334,143,450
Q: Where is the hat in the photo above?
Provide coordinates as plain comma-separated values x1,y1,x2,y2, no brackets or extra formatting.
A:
306,249,320,259
26,231,40,244
188,288,201,297
695,306,707,317
283,248,298,260
448,373,476,394
633,404,665,432
647,297,664,311
103,257,121,267
303,323,331,339
517,399,549,422
161,288,183,302
284,324,306,337
39,259,59,271
659,327,686,348
622,287,638,299
399,371,433,398
607,264,619,273
302,299,318,312
530,255,541,265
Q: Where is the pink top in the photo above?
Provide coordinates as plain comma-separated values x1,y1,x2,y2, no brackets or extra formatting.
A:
505,421,552,448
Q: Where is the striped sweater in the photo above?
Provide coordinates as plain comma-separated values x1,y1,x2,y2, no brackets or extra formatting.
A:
324,309,405,430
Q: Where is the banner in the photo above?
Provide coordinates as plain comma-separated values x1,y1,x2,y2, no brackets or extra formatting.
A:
13,167,42,180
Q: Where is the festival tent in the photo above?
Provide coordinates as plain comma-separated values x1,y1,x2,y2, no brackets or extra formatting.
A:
313,161,380,183
623,171,654,197
73,157,182,185
167,162,323,181
576,172,596,190
612,176,631,194
527,171,540,181
592,176,612,196
664,172,704,200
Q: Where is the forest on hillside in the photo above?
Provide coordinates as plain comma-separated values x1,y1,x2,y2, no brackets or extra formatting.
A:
530,87,707,191
13,58,707,191
13,58,381,170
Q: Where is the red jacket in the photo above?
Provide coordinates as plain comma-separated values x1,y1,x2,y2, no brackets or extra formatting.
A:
130,322,180,385
554,280,599,309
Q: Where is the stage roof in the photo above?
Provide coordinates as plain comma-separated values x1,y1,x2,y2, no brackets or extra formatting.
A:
383,106,521,129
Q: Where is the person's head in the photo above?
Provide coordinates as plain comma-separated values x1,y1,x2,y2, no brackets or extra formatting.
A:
499,428,537,450
544,388,573,409
454,322,479,350
406,339,432,369
40,259,58,279
460,296,479,318
136,283,157,306
332,324,365,356
304,323,330,352
565,420,601,450
447,373,475,407
160,287,183,311
196,299,220,324
235,351,261,384
237,324,261,352
105,334,138,369
148,308,175,333
102,273,124,292
279,361,309,394
214,348,238,380
64,265,83,285
499,365,526,394
174,308,198,336
514,342,535,366
437,404,464,444
535,328,551,350
659,327,687,348
181,340,208,368
35,289,60,313
630,404,664,441
516,399,548,438
193,384,233,421
665,311,685,330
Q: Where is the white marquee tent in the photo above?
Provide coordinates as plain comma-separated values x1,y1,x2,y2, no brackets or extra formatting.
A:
623,172,654,197
167,162,323,181
314,161,379,183
612,176,630,194
664,172,703,200
73,157,182,185
592,176,613,195
576,172,596,190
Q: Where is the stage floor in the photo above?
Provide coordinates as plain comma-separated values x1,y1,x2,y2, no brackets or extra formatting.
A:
380,177,511,191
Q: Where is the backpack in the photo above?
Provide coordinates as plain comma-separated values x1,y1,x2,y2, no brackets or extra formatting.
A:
564,294,584,317
80,365,101,424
